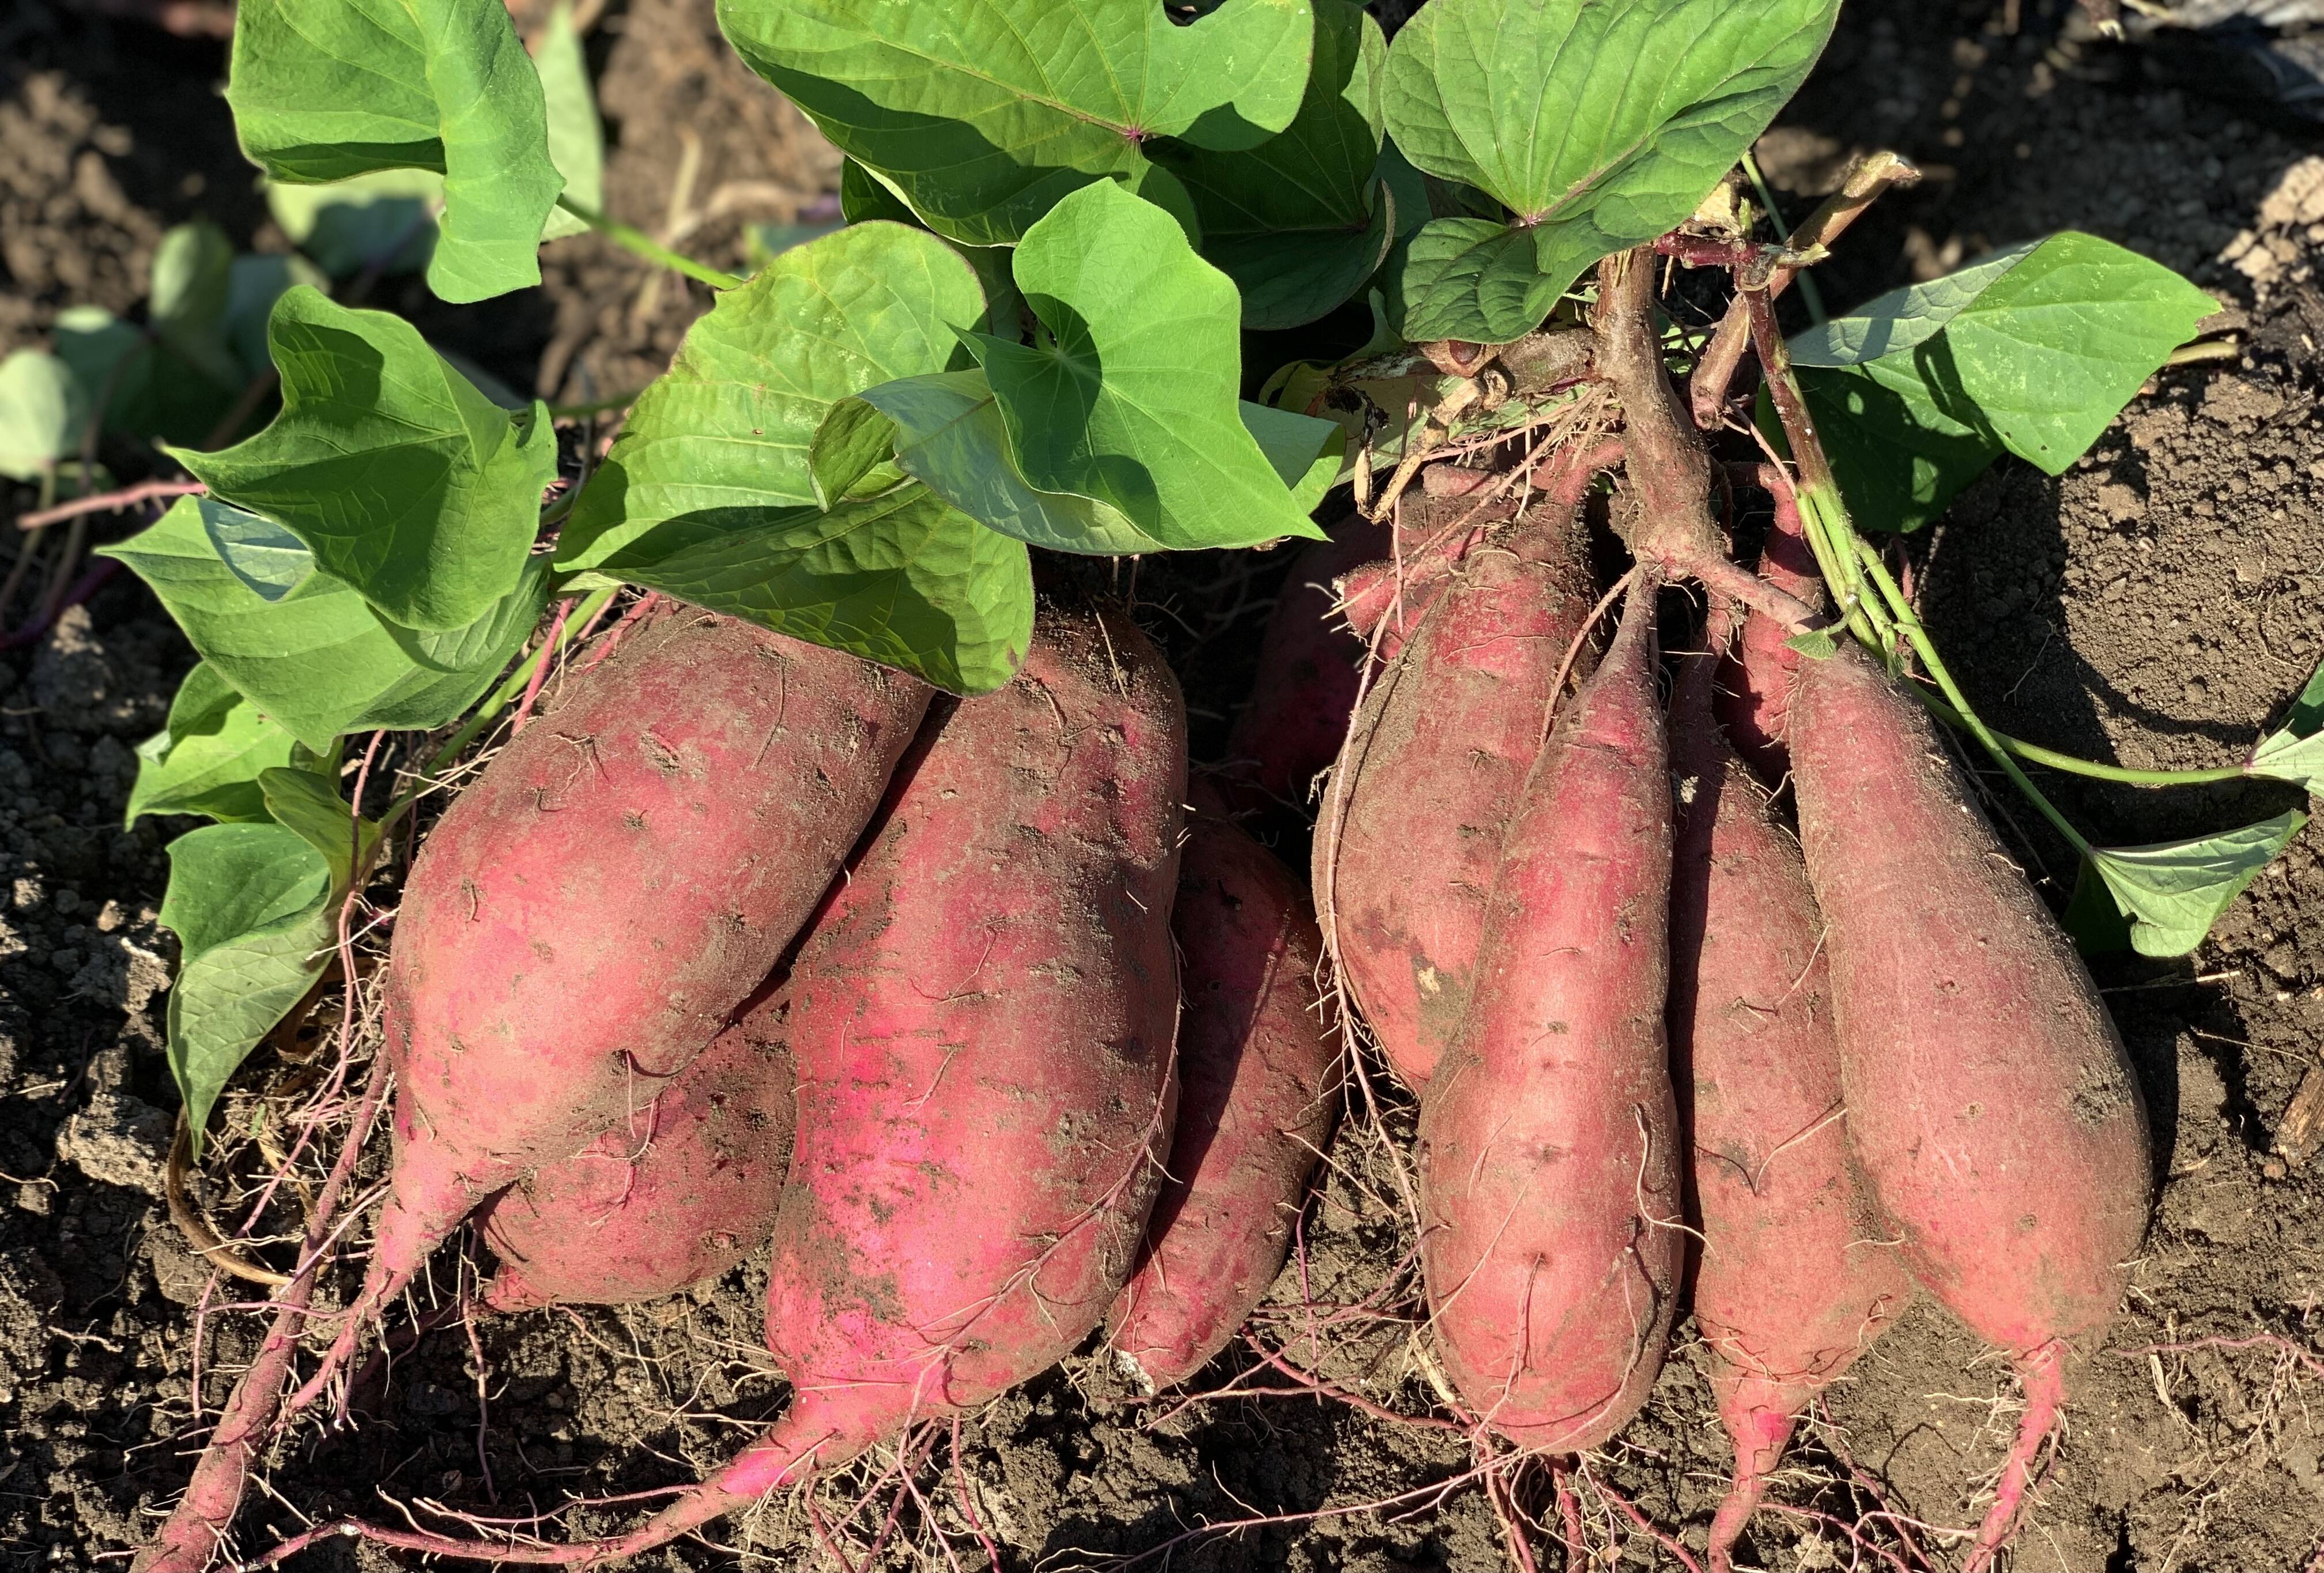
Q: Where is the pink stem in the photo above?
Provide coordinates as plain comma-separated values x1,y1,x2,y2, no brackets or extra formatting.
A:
511,597,575,735
15,476,204,531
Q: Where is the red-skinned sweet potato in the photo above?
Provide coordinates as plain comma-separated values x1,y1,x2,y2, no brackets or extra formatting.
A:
1716,467,1820,781
1107,780,1341,1389
1416,578,1683,1453
478,1004,795,1312
1669,627,1911,1571
1788,644,2151,1567
1315,505,1597,1092
305,607,929,1407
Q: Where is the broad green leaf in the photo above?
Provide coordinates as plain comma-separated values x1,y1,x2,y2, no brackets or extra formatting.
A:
534,2,605,243
171,287,556,631
227,0,562,301
126,662,316,828
1151,0,1393,330
590,485,1033,695
149,222,242,388
2089,811,2308,959
160,822,335,1145
837,160,1025,337
1793,233,2219,526
0,350,84,481
970,180,1328,550
559,221,986,568
1382,0,1840,341
52,306,238,450
224,253,330,386
716,0,1316,246
266,168,442,278
259,767,382,892
825,370,1172,555
101,496,551,752
1241,398,1346,512
2249,656,2324,795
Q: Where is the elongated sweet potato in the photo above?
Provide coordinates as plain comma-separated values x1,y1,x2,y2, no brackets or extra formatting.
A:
1788,644,2151,1567
1315,505,1597,1092
478,1005,795,1312
310,606,1187,1565
1107,782,1341,1389
1417,578,1682,1452
1716,467,1820,781
1669,632,1910,1571
307,607,928,1405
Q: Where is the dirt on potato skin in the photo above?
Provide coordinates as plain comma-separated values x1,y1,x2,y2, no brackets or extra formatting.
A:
3,1,2324,1570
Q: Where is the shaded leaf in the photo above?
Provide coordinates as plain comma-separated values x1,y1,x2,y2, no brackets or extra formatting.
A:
716,0,1315,244
258,767,382,892
0,349,85,481
227,0,561,301
171,287,556,631
2089,811,2308,958
223,253,329,386
534,2,605,243
971,180,1329,550
149,222,242,388
159,822,335,1144
126,662,318,828
101,496,550,752
52,306,237,450
1382,0,1840,341
266,168,441,278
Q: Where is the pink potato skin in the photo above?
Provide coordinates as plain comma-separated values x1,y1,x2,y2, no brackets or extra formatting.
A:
1107,782,1342,1389
478,1006,795,1312
335,608,929,1391
1415,581,1684,1453
1315,506,1597,1093
1716,470,1820,781
1788,644,2151,1565
1667,641,1910,1571
1218,516,1389,814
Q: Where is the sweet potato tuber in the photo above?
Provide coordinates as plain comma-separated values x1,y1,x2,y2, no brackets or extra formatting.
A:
1669,629,1910,1571
1716,467,1820,781
307,607,928,1407
1315,505,1597,1092
1788,644,2151,1567
1416,577,1683,1453
478,1004,795,1312
1107,781,1341,1389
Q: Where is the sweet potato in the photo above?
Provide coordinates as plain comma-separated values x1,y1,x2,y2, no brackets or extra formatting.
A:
318,606,1187,1564
1107,780,1341,1389
1219,516,1387,814
305,607,929,1406
1315,504,1597,1092
1416,578,1683,1452
1787,644,2151,1566
1668,631,1910,1571
478,1005,795,1312
1715,467,1820,781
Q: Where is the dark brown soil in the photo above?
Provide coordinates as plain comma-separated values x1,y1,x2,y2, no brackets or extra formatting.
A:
3,2,2323,1570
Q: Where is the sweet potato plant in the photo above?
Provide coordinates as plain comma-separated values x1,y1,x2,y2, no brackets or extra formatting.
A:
3,0,2315,1567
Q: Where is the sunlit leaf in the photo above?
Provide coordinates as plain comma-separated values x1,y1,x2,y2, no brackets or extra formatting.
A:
2088,811,2308,958
126,662,320,828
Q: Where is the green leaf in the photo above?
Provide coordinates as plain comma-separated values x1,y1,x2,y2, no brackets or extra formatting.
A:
160,823,335,1146
126,662,318,828
716,0,1316,246
1783,626,1839,660
1150,0,1393,330
149,222,243,388
259,767,382,892
266,168,442,278
534,2,606,243
1382,0,1840,342
837,160,1026,337
224,253,329,386
171,287,556,631
2250,656,2324,795
101,496,551,752
590,485,1033,695
52,306,239,450
2088,810,2308,959
0,349,85,481
1793,233,2220,525
560,221,987,567
227,0,562,301
970,180,1328,550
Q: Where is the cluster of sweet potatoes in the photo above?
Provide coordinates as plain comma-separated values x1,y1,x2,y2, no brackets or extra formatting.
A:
1296,459,2149,1567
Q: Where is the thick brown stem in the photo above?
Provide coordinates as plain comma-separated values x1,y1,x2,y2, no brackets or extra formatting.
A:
1689,152,1921,429
1592,249,1722,576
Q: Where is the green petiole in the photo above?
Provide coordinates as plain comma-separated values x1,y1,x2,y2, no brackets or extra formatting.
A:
553,195,745,292
1907,690,2249,787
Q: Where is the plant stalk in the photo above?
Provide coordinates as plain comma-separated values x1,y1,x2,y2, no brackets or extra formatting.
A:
554,195,744,291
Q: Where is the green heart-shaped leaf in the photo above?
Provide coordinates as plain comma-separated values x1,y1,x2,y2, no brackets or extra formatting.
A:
126,662,321,828
716,0,1315,245
101,496,551,753
0,349,84,481
970,180,1330,550
227,0,563,302
1383,0,1840,342
159,821,337,1144
534,2,606,244
2088,811,2308,959
171,287,556,631
2250,656,2324,796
